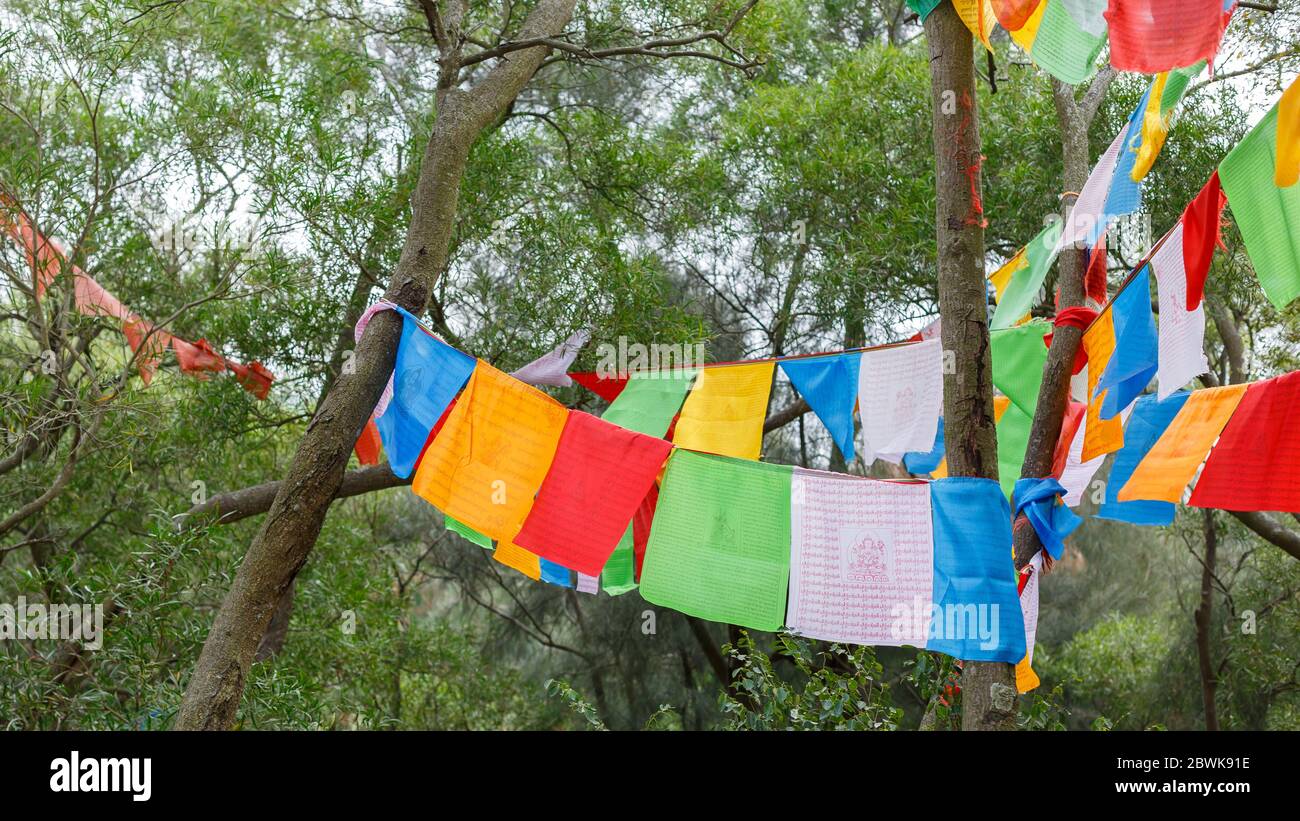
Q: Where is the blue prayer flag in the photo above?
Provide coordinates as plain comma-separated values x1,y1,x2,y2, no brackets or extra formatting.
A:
779,352,861,462
1096,391,1191,526
1095,266,1158,419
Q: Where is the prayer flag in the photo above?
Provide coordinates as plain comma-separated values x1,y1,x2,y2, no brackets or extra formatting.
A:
1081,310,1125,461
639,450,793,632
446,514,493,550
1182,172,1226,310
602,370,696,437
354,418,383,466
858,340,944,463
992,321,1052,416
1096,392,1191,525
991,225,1060,330
1277,75,1300,188
172,338,226,377
1105,0,1227,74
411,361,568,541
927,478,1027,663
1190,372,1300,512
494,539,541,581
510,329,589,387
779,353,862,462
540,559,574,588
1059,0,1107,35
1118,383,1248,502
1016,553,1044,693
1011,0,1107,86
1060,129,1126,251
993,0,1042,30
569,371,629,402
904,418,945,475
955,0,997,49
1094,266,1158,419
1131,63,1206,182
672,362,774,460
1219,101,1300,311
787,469,934,647
374,308,477,478
513,410,673,576
1152,224,1210,398
906,0,944,19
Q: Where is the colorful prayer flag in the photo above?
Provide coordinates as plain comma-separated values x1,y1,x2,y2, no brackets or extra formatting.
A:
990,225,1060,330
411,360,568,541
858,340,943,463
374,308,477,478
1131,63,1206,182
1219,101,1300,311
1010,0,1107,86
1189,372,1300,512
1105,0,1227,74
1117,383,1248,502
1182,172,1226,310
513,410,673,576
787,468,934,647
602,370,696,437
779,353,862,462
1094,266,1158,419
672,362,774,460
639,450,793,632
1152,224,1210,398
1081,309,1125,461
1096,392,1191,525
494,539,541,580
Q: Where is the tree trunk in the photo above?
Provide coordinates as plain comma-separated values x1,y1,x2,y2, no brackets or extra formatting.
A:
1195,509,1220,731
922,4,1017,731
174,0,580,730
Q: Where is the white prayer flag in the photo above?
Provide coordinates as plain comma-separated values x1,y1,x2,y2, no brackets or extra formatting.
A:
858,339,943,463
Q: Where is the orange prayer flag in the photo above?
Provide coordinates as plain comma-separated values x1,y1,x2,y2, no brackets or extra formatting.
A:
354,418,382,466
1277,74,1300,188
411,361,568,541
122,317,170,386
493,539,542,581
1081,310,1124,462
1117,383,1248,503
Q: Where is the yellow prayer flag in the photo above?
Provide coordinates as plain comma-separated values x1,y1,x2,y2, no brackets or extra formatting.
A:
671,362,775,460
1016,657,1040,693
1009,0,1046,51
1081,311,1125,462
955,0,998,50
1117,384,1249,503
1132,72,1171,182
1276,74,1300,188
412,361,568,541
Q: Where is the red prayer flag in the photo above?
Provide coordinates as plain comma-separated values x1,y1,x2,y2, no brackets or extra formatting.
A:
1189,372,1300,513
512,410,673,576
632,481,659,581
1105,0,1227,74
122,317,170,386
992,0,1040,30
569,370,630,402
228,359,274,400
1051,401,1087,479
172,337,227,376
354,418,383,466
1085,232,1109,306
1182,172,1226,310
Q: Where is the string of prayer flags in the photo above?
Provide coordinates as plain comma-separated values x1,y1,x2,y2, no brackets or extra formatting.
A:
955,0,998,49
1277,75,1300,188
1094,266,1157,419
1131,63,1207,182
1096,392,1191,525
1081,308,1125,461
927,478,1026,663
446,514,493,550
786,468,935,647
411,360,568,541
601,370,696,437
1152,224,1210,398
1219,98,1300,311
1013,477,1082,559
1104,0,1228,74
990,226,1061,330
992,321,1052,416
1010,0,1108,86
513,410,673,576
993,0,1042,30
374,307,477,478
671,362,774,460
494,540,542,581
858,339,943,463
1182,172,1226,310
1190,372,1300,512
779,353,862,461
1118,383,1248,502
639,450,793,632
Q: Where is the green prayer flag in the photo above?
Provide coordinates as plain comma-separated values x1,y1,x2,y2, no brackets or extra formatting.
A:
1219,104,1300,312
992,320,1052,417
990,223,1061,330
996,402,1035,499
601,370,697,437
1160,62,1206,111
906,0,943,20
601,527,639,596
639,450,793,632
1021,0,1107,86
445,513,492,549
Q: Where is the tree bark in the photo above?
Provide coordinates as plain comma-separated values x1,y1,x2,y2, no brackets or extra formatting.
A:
1195,509,1220,731
923,4,1017,731
174,0,580,730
